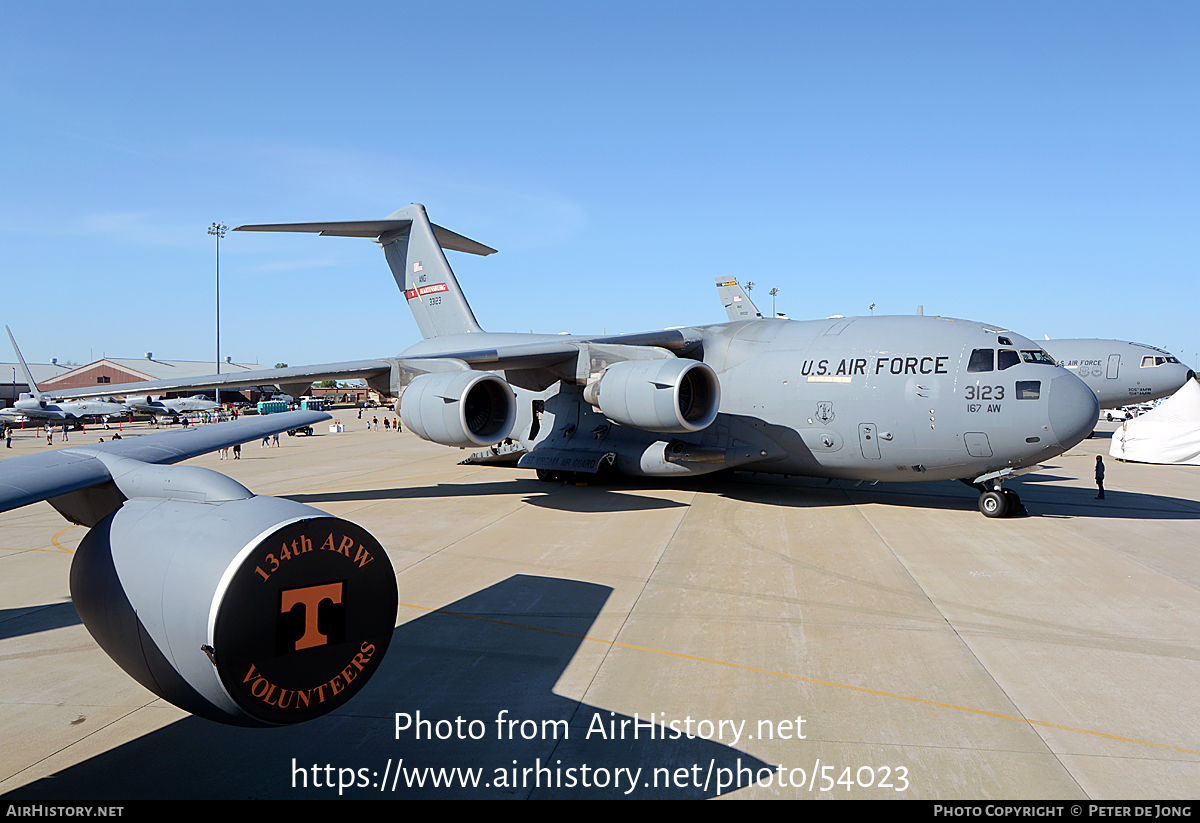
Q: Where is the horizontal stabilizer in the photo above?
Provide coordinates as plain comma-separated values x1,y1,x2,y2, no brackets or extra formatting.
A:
235,220,497,256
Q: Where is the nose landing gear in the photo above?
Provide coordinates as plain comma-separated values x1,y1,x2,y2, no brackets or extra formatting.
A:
978,487,1023,518
965,467,1035,518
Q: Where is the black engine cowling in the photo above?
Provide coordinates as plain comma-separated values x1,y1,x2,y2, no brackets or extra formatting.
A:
71,495,397,726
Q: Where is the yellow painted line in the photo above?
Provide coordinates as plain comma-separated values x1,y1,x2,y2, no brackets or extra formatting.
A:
50,525,79,554
399,601,1200,758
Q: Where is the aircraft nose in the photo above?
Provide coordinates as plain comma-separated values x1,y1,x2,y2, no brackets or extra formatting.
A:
1048,373,1100,449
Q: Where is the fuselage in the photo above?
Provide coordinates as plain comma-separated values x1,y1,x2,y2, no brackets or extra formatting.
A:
401,315,1099,484
700,317,1095,481
1042,339,1194,408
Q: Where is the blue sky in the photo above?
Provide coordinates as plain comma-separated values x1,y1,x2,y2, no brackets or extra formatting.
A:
2,2,1197,368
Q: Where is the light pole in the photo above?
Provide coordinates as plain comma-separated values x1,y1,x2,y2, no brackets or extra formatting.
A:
769,287,779,318
869,303,876,316
208,222,227,406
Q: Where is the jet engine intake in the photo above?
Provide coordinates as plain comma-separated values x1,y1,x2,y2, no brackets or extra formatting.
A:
70,494,397,727
400,371,516,448
584,359,720,433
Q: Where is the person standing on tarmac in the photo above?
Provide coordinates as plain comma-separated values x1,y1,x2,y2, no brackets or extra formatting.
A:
1095,455,1106,500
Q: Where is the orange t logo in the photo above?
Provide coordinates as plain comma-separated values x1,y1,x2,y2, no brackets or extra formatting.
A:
280,582,343,650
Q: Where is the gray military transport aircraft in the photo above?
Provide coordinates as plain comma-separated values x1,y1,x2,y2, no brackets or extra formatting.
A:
0,326,129,424
56,203,1098,523
0,203,1103,728
1040,339,1194,409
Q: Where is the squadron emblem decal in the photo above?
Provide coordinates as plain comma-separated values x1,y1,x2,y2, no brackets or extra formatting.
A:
214,516,397,724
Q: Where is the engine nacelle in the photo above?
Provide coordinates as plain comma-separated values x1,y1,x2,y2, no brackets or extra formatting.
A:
584,359,720,433
70,495,398,727
400,371,516,448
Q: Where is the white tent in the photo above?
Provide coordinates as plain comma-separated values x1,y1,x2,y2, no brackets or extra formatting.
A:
1110,380,1200,465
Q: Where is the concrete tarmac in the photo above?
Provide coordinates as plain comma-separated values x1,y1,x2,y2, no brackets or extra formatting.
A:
1,413,1197,799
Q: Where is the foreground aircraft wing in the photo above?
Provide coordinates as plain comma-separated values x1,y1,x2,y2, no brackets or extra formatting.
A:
0,410,330,515
0,408,401,728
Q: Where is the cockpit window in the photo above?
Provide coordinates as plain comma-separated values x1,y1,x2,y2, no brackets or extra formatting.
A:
997,336,1012,346
1016,381,1041,400
1142,356,1169,367
1021,349,1056,365
968,348,994,373
997,350,1020,370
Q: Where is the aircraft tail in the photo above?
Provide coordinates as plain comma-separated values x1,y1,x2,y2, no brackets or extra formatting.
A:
715,278,762,321
6,326,43,401
235,204,496,339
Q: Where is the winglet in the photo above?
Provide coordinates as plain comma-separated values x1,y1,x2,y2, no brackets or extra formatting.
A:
6,326,42,401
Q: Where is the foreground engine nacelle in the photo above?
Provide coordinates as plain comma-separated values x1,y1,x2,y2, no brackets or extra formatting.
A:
400,371,516,448
584,359,720,433
71,495,398,727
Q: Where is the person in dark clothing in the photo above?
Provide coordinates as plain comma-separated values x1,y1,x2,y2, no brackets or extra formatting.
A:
1095,455,1105,499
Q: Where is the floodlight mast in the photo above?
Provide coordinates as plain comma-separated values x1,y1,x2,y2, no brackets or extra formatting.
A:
208,222,227,406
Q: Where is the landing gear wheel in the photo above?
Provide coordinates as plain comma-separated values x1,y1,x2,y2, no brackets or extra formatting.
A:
1002,489,1023,516
536,469,561,483
979,490,1009,518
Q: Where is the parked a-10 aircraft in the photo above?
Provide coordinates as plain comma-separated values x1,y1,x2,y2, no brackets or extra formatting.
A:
125,394,221,418
717,279,1197,418
58,203,1099,522
0,326,129,424
0,202,1104,728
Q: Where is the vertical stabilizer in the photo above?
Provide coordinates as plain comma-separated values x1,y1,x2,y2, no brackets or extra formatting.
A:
715,278,763,321
6,327,42,400
379,204,485,338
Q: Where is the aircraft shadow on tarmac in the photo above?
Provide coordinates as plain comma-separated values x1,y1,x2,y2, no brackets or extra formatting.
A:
6,575,768,800
283,467,1200,521
0,601,80,642
285,480,689,513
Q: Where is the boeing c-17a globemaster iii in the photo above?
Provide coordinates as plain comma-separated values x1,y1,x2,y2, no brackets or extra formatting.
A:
1039,338,1194,410
58,204,1098,522
0,203,1100,727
